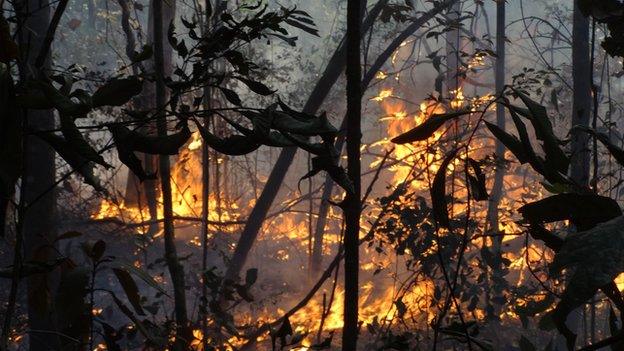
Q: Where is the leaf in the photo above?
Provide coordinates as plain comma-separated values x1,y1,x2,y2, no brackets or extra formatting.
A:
284,18,319,36
110,260,168,296
35,132,105,191
272,317,293,350
167,20,177,47
131,44,153,62
466,158,488,201
109,291,165,347
235,77,276,95
0,17,18,63
395,298,407,318
550,216,624,341
83,239,106,261
573,126,624,168
110,123,191,155
271,110,337,136
59,114,111,168
301,155,354,194
92,77,143,107
485,121,529,163
430,150,457,229
519,193,622,231
31,80,82,115
195,121,261,155
108,123,190,180
245,268,258,286
391,110,471,144
177,40,188,57
113,268,145,316
219,87,241,106
508,107,536,161
235,284,254,302
277,97,316,121
111,139,155,182
508,92,569,174
108,123,191,181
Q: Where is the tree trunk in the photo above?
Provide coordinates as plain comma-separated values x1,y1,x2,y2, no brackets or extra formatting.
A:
124,0,176,236
310,0,458,276
570,1,591,186
152,1,190,348
561,1,591,349
485,0,506,321
222,0,391,284
13,1,60,350
445,1,461,96
342,0,362,349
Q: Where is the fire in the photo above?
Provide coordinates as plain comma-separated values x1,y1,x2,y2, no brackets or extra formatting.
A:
449,87,465,110
372,92,446,187
287,279,436,346
371,88,393,102
92,131,240,235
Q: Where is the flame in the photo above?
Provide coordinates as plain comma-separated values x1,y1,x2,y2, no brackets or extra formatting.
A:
371,88,393,102
92,131,240,235
449,87,465,110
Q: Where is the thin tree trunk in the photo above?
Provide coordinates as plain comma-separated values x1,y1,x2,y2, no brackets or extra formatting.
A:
445,1,460,97
199,1,223,348
124,0,176,236
152,1,190,348
12,1,60,350
485,0,506,321
342,0,362,349
222,0,391,284
88,0,96,29
561,1,591,349
570,1,591,186
310,0,458,277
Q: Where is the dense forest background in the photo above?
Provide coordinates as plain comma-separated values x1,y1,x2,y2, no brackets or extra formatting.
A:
1,0,624,350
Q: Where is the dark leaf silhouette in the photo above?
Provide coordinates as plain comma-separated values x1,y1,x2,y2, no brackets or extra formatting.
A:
35,132,105,191
391,110,471,144
220,87,242,105
245,268,258,286
466,158,488,201
300,155,354,194
236,77,276,95
271,110,337,136
195,121,261,155
519,193,622,231
131,44,153,62
272,317,293,351
0,17,18,63
59,114,110,167
110,123,191,155
509,91,569,174
573,125,624,168
431,149,457,229
113,268,145,316
92,77,143,107
485,121,529,163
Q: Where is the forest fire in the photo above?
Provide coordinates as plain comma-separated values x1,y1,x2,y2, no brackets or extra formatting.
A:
3,0,624,350
92,131,241,235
